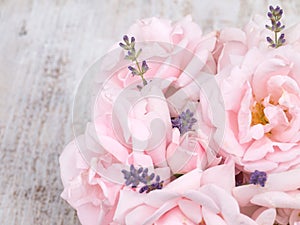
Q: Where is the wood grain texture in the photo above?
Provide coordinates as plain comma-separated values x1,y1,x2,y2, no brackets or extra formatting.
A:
0,0,300,224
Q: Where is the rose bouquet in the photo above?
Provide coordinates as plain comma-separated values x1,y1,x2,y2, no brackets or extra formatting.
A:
60,6,300,225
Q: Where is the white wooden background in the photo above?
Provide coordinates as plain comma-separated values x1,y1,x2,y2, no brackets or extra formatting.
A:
1,0,300,224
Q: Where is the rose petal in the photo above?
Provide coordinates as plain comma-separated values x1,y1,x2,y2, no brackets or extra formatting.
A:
183,190,219,214
98,136,129,163
113,190,146,223
201,161,235,193
243,137,274,161
178,199,202,223
202,207,227,225
289,209,300,225
255,208,276,225
251,191,300,209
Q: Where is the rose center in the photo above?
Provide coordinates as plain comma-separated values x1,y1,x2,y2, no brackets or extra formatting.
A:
251,102,269,126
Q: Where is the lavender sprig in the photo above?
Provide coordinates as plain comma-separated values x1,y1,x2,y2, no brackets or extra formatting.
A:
119,35,149,86
266,5,286,48
249,170,267,187
121,165,163,193
171,109,197,135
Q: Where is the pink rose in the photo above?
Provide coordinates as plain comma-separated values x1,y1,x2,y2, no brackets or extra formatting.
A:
214,16,269,73
214,14,300,70
59,139,122,225
233,168,300,224
94,16,218,105
166,128,221,174
60,123,171,225
92,17,218,171
94,78,220,174
96,16,217,93
94,81,172,167
112,162,264,225
216,27,300,173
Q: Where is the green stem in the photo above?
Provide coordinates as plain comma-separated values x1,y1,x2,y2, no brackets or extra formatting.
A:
275,31,278,47
134,59,147,86
135,59,142,73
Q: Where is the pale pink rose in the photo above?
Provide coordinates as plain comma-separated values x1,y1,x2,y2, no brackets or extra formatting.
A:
233,168,300,224
213,15,269,73
126,16,217,76
96,16,217,94
59,123,170,225
94,16,218,110
95,78,221,174
60,124,172,225
111,162,269,225
93,17,218,170
94,82,172,167
215,31,300,173
166,128,221,174
59,140,122,225
213,14,300,76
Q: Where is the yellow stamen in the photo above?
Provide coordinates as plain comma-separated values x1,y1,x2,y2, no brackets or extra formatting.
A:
251,102,269,126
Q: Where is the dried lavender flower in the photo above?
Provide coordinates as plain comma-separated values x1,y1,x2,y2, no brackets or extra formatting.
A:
119,35,148,86
121,165,164,193
266,5,286,48
249,170,267,187
171,109,197,135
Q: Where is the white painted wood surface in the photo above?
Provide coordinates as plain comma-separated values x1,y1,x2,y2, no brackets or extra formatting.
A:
1,0,300,224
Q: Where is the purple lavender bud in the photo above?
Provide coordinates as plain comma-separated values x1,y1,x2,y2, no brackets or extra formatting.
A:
266,36,274,44
171,117,180,127
139,176,147,184
171,109,197,135
121,170,131,179
279,33,285,40
128,66,139,76
141,172,147,179
276,21,281,28
125,178,132,186
249,170,267,187
149,173,155,181
275,6,280,12
267,12,273,18
278,33,286,45
271,25,276,31
119,43,126,48
139,186,149,193
137,167,143,173
123,35,129,44
130,164,135,172
265,25,272,31
131,36,135,43
156,175,161,182
279,9,283,16
269,5,274,12
180,113,187,120
191,118,197,123
141,60,149,72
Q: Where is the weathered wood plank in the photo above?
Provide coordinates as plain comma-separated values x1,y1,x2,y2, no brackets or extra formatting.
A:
0,0,299,224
